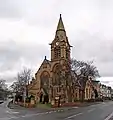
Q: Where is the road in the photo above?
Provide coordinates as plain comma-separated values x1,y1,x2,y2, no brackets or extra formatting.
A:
1,101,113,120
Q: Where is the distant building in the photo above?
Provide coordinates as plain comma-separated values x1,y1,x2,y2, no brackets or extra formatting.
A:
107,86,112,98
99,84,112,99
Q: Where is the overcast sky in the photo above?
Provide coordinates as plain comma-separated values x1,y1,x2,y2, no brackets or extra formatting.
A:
0,0,113,87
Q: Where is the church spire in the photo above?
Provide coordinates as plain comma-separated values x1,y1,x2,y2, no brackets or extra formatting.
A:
57,14,65,31
50,14,71,61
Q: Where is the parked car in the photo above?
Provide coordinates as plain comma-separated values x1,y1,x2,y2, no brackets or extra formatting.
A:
0,99,4,104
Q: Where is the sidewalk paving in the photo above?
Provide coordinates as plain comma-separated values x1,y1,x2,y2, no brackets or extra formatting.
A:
8,102,27,110
8,101,103,112
8,102,75,111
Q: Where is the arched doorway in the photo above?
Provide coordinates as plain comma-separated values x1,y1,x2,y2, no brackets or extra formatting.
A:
40,71,50,103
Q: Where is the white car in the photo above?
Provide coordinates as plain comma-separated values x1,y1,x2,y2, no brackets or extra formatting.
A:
0,99,4,104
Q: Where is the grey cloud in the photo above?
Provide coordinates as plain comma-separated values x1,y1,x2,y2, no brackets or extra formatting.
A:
0,71,17,84
101,73,113,77
0,0,24,18
70,31,113,77
0,0,59,30
97,62,113,77
0,0,113,83
101,81,110,84
0,0,58,24
0,40,20,71
0,40,49,72
0,40,48,84
0,33,113,83
20,44,50,63
0,39,50,83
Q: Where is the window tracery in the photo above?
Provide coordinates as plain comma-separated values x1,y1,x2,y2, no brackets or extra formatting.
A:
54,47,61,59
40,71,50,91
66,49,69,59
52,64,61,86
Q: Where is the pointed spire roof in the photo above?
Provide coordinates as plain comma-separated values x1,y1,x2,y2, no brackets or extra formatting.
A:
57,14,65,31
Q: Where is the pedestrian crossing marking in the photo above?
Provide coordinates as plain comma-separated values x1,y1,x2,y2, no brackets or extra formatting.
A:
6,110,19,114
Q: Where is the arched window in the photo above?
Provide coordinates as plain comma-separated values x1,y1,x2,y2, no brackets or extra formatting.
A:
52,64,61,86
86,88,88,99
54,47,61,59
66,49,70,59
89,88,91,98
40,71,50,92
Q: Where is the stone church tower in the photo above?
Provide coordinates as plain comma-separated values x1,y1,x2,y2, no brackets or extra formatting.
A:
50,14,71,62
28,15,80,104
49,14,73,102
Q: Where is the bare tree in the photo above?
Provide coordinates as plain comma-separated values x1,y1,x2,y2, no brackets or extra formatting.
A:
17,67,32,85
71,58,100,101
51,59,100,102
0,79,7,90
71,59,100,78
0,79,8,99
10,82,20,93
17,67,32,97
10,67,32,99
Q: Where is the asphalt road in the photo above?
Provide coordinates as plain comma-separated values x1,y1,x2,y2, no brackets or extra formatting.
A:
1,101,113,120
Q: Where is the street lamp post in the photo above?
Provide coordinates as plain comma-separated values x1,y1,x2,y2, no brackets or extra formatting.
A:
23,86,26,107
12,92,16,104
20,75,27,107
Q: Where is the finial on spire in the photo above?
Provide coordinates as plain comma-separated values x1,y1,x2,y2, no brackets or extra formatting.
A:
60,14,62,18
44,56,46,60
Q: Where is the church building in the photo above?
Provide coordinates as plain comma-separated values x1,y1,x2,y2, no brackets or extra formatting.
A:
28,15,94,104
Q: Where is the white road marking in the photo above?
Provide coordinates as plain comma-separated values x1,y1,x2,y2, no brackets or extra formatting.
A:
12,112,19,114
48,111,52,113
39,112,46,115
60,109,64,112
6,110,19,114
87,108,95,113
58,110,61,112
102,102,106,104
72,107,78,109
20,113,42,118
65,113,83,119
104,111,113,120
0,116,18,120
90,104,96,107
20,110,56,118
0,112,45,120
1,109,65,120
45,112,49,114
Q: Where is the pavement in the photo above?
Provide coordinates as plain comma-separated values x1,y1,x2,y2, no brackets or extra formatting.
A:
1,100,113,120
8,101,102,112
